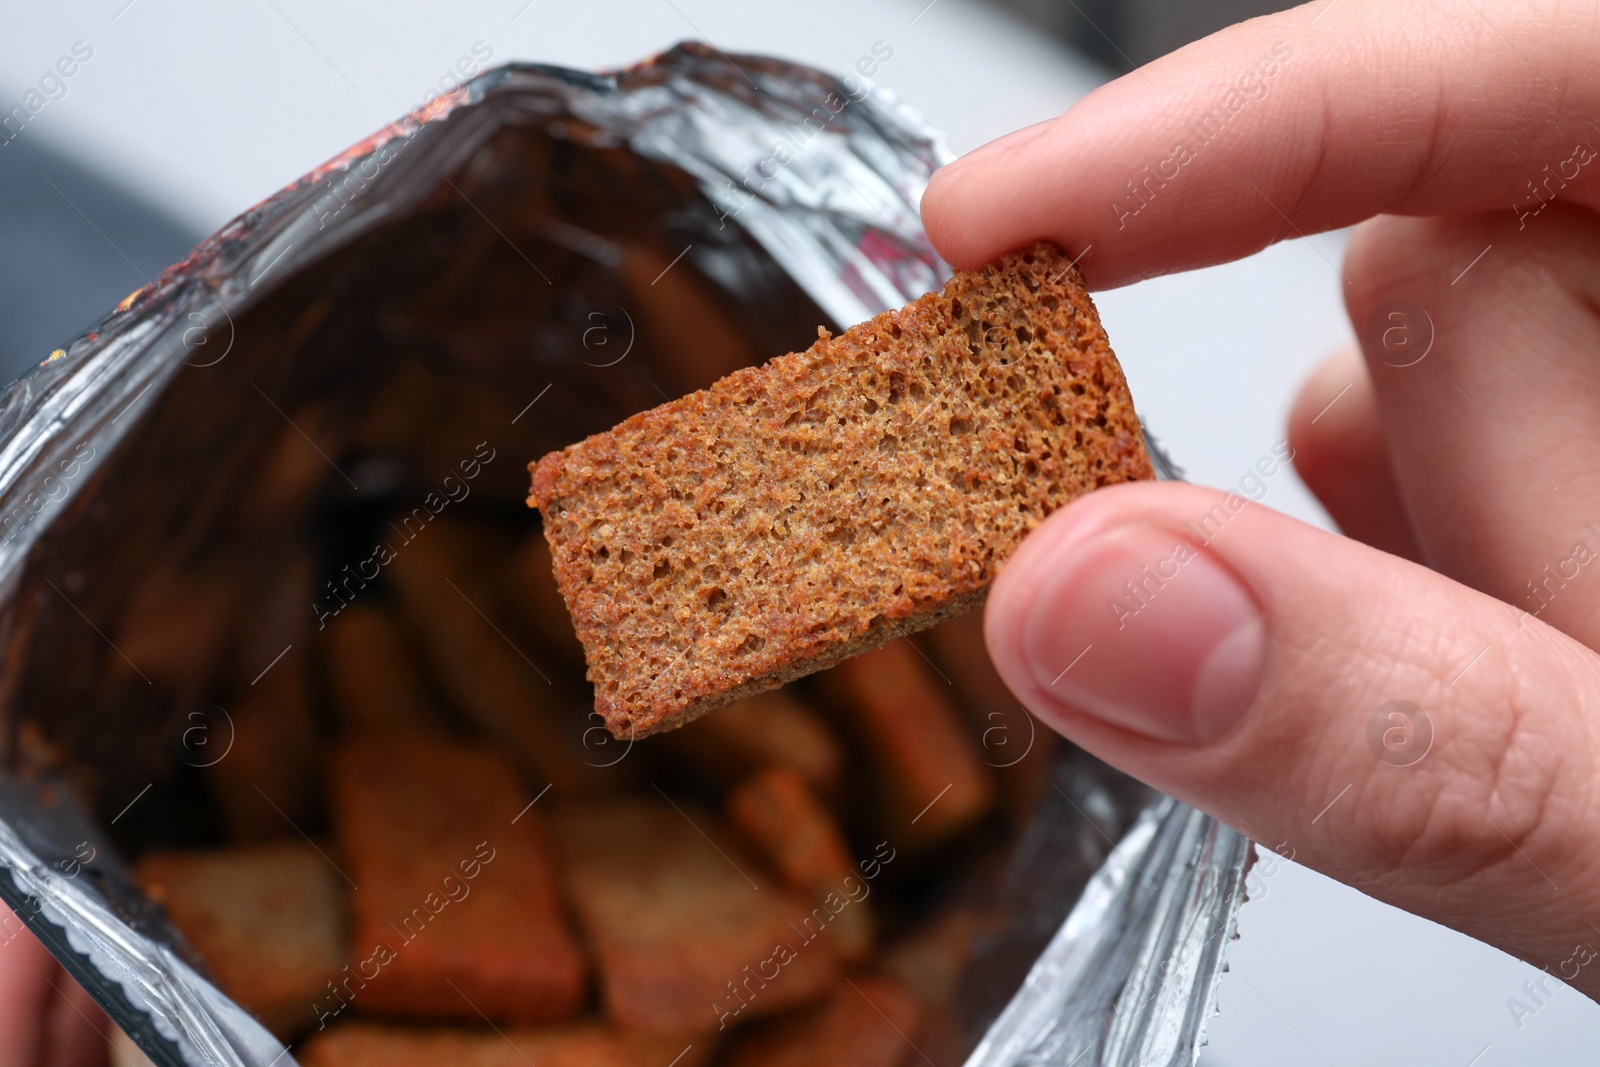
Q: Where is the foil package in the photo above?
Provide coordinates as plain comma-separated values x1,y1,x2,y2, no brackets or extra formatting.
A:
0,44,1250,1067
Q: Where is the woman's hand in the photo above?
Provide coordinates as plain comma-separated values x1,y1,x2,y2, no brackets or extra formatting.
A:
0,904,109,1067
922,0,1600,999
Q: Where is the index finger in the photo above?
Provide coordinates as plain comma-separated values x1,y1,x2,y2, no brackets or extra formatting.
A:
920,0,1600,288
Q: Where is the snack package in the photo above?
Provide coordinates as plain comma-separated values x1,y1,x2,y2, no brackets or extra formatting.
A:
0,45,1249,1067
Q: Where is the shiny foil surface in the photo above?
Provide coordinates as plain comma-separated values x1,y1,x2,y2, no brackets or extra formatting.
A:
0,44,1248,1067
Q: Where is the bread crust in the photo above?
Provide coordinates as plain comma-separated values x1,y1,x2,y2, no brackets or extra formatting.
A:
552,799,839,1034
329,736,588,1024
134,842,343,1040
530,242,1152,738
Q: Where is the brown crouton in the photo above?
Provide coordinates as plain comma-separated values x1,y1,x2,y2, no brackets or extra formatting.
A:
552,799,838,1034
620,241,758,394
920,611,1057,817
726,976,922,1067
385,520,611,795
878,906,984,1010
819,641,993,849
878,907,985,1065
207,654,321,843
656,689,844,797
207,551,322,839
529,242,1151,738
134,841,343,1040
322,605,442,735
508,536,589,672
112,558,236,696
297,1020,711,1067
328,736,586,1025
726,767,871,961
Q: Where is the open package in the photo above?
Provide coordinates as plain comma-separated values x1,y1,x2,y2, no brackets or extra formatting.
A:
0,45,1251,1067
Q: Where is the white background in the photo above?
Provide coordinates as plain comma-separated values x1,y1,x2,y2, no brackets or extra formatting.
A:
2,0,1598,1063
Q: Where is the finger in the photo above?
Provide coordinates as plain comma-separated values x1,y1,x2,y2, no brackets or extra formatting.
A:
42,974,110,1067
984,481,1600,993
921,0,1600,287
1345,204,1600,647
0,908,62,1066
1286,346,1421,560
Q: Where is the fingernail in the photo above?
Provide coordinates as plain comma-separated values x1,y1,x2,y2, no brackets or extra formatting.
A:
961,120,1052,165
1015,522,1265,743
929,121,1051,190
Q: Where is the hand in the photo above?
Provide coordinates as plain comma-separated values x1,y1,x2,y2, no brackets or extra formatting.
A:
922,0,1600,999
0,903,109,1067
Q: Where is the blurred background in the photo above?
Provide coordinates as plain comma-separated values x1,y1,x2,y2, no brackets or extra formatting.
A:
1,0,1596,1063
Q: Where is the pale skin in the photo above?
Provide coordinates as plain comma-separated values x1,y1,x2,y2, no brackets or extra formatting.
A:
0,916,112,1066
924,0,1600,1004
6,0,1600,1056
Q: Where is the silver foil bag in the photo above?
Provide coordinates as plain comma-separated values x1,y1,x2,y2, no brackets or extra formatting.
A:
0,44,1249,1067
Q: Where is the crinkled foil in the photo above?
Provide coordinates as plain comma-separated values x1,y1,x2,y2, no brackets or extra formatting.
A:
0,43,1249,1067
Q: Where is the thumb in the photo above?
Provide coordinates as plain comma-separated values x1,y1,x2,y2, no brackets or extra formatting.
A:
986,481,1600,995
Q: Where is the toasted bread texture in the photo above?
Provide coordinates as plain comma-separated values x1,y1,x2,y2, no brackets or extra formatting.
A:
298,1021,708,1067
134,842,343,1040
329,736,587,1024
819,641,993,850
552,799,838,1034
725,975,921,1067
529,242,1151,738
